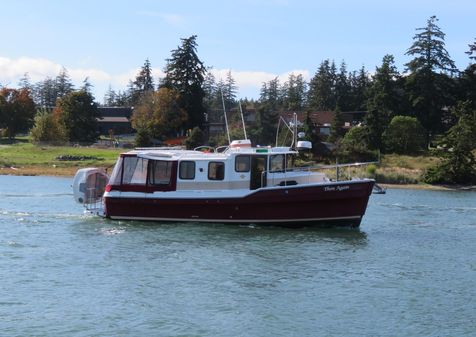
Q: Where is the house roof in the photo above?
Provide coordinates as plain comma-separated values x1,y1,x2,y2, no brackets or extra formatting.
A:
97,107,133,118
97,116,130,123
280,111,367,126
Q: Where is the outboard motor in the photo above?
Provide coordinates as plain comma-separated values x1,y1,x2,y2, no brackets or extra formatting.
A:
73,168,109,212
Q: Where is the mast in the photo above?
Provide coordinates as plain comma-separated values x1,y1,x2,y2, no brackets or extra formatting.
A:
221,90,231,145
239,102,247,140
292,112,297,149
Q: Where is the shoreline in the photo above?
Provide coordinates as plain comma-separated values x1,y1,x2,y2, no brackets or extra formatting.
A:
2,166,474,191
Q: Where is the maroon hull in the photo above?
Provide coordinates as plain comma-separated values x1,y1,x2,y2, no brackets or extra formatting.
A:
104,180,374,227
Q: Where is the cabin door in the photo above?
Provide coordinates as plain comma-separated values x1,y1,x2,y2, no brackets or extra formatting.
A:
250,155,267,190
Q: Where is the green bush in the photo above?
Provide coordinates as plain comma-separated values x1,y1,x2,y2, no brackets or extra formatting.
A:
382,116,426,154
366,164,377,177
134,128,152,147
184,127,204,149
375,172,419,184
30,109,68,145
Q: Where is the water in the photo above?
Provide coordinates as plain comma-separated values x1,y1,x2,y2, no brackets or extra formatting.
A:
1,175,475,337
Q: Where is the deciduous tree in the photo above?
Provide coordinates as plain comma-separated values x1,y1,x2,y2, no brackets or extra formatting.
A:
30,108,67,144
0,88,36,140
382,116,426,154
131,88,188,140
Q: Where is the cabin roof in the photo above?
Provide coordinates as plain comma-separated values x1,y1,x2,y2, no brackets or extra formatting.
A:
124,144,297,161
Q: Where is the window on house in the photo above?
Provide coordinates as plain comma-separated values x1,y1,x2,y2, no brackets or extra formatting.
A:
235,155,250,172
179,161,195,180
208,162,225,180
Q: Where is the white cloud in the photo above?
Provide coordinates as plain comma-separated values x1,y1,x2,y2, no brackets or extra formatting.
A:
210,68,311,96
0,55,311,101
0,56,111,85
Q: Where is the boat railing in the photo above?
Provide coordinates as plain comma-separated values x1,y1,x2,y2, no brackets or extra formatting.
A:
261,161,379,187
83,187,105,215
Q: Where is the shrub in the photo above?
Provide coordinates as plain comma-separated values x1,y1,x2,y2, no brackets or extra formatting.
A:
382,116,426,154
366,164,377,177
30,109,68,145
184,127,204,149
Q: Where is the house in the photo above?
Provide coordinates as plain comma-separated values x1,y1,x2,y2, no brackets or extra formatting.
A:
96,107,134,135
279,111,367,137
206,108,367,139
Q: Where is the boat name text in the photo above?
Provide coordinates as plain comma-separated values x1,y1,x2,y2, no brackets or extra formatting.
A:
324,185,350,192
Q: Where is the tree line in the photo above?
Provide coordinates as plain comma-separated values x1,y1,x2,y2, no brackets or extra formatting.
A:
1,16,475,183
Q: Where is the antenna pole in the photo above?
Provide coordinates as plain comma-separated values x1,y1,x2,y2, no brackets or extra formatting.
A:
221,90,231,145
239,102,247,140
292,113,297,149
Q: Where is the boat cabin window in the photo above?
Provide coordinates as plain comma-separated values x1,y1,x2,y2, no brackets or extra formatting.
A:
208,162,225,180
148,160,173,185
122,157,148,185
270,154,285,172
109,156,123,185
235,155,250,172
179,161,195,180
286,154,296,171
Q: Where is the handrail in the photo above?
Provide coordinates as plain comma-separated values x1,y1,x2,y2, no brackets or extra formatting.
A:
193,145,215,153
257,160,378,187
215,145,229,153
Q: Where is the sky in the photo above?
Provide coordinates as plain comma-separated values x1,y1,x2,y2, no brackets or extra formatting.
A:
0,0,475,103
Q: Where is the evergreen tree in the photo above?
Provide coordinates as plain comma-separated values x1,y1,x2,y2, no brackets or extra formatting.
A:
129,59,155,105
283,73,307,111
405,15,457,140
335,61,352,111
18,73,33,93
54,90,99,143
33,77,57,107
114,90,130,107
249,104,278,146
308,59,336,110
81,77,94,95
302,110,319,146
465,38,476,61
349,66,370,111
259,77,281,111
424,101,476,184
365,55,403,150
223,70,238,110
329,106,346,143
55,67,74,98
163,35,207,129
460,39,476,109
202,69,218,110
104,85,117,106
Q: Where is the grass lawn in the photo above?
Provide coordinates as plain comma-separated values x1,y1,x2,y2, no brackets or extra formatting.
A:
0,141,122,176
0,138,444,184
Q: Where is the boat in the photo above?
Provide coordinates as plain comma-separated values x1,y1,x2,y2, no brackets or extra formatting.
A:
372,183,387,194
73,138,375,228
